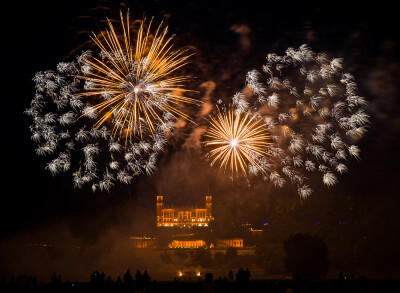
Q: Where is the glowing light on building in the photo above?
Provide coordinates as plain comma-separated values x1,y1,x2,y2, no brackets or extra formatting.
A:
169,240,206,248
157,195,214,228
216,238,243,248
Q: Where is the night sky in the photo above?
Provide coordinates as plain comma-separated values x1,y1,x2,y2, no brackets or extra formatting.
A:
1,0,399,279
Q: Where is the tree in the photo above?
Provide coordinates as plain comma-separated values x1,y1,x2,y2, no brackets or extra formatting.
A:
283,233,330,279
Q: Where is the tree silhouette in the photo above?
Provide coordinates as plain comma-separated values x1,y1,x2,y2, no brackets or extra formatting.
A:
283,233,330,279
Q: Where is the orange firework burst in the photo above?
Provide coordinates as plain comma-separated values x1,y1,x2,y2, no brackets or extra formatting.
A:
204,109,272,176
78,11,198,141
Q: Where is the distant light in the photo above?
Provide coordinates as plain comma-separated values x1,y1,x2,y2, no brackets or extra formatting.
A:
315,221,320,224
263,222,269,226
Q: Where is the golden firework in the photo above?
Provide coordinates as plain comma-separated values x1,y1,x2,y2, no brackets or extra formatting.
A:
78,12,197,141
204,109,271,176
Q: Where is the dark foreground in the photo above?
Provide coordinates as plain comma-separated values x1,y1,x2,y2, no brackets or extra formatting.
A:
2,277,400,293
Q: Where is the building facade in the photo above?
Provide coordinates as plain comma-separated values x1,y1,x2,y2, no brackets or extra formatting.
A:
129,236,157,248
169,239,207,248
157,195,214,227
216,238,243,248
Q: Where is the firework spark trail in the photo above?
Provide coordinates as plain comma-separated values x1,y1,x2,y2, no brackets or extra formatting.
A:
229,44,369,198
78,12,198,141
202,45,369,197
204,108,271,176
25,12,195,192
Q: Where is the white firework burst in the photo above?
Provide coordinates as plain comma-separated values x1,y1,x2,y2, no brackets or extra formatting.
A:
230,44,369,196
26,49,181,191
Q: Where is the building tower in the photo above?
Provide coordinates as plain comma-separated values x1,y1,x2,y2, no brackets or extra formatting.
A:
156,196,164,223
206,195,212,220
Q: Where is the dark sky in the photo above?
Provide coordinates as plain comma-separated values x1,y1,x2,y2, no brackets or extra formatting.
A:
1,0,399,244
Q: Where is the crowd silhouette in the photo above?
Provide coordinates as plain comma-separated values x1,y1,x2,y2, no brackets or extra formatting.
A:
0,269,398,292
236,267,251,284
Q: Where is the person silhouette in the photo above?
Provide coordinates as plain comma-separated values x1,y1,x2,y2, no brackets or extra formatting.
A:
123,269,133,285
51,272,57,284
32,275,37,287
10,275,15,286
135,270,142,281
100,272,105,284
236,268,244,282
228,270,233,281
51,272,61,285
135,270,143,288
90,271,96,283
142,270,150,285
245,268,251,282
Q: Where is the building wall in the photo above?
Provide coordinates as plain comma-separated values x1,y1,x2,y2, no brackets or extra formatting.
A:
216,239,244,248
156,196,214,227
129,237,157,248
156,196,164,223
169,240,206,248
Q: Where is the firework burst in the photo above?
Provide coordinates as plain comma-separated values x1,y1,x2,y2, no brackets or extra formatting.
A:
204,108,271,176
230,44,369,198
79,12,197,141
25,12,196,191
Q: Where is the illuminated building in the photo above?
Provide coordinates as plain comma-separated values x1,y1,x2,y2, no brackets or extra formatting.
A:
216,238,244,248
157,195,214,227
169,239,206,248
155,195,248,251
129,236,157,248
